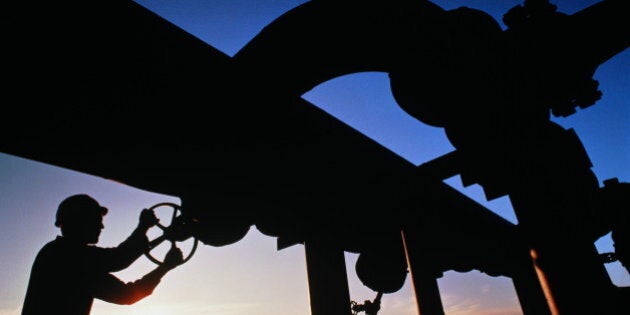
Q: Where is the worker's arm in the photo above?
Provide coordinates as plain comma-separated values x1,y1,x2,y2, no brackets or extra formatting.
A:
91,209,159,272
92,246,183,305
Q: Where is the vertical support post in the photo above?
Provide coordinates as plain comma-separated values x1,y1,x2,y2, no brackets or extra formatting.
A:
509,190,617,314
502,124,617,314
304,239,353,315
401,229,445,315
519,237,614,314
510,250,553,315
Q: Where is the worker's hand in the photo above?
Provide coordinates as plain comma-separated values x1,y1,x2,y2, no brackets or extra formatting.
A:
139,208,160,230
163,246,184,270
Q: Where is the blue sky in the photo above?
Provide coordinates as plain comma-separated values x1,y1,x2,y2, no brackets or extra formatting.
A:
1,1,627,314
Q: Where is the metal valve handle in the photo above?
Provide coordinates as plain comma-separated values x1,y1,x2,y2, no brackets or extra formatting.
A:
144,202,199,265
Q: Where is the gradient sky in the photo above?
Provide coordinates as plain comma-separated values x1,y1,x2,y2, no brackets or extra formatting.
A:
1,1,627,315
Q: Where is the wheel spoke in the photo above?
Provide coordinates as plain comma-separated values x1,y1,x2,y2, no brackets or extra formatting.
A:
144,202,198,266
148,234,167,250
171,208,178,225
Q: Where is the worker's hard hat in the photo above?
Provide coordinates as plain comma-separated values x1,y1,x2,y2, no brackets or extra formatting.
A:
55,194,108,227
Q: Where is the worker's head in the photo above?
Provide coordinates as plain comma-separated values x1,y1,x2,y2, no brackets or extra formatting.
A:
55,194,108,244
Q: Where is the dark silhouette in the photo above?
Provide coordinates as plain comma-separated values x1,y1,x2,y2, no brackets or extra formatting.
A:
613,223,630,273
21,194,184,315
235,0,627,313
351,292,382,315
599,179,630,273
2,0,627,314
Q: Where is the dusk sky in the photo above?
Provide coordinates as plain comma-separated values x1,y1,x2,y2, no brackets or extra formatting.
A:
1,1,627,315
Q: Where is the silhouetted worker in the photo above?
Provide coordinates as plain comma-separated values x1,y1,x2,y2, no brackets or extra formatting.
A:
22,194,184,315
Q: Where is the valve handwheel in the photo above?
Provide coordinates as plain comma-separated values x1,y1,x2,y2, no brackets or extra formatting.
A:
350,301,360,315
144,202,199,265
